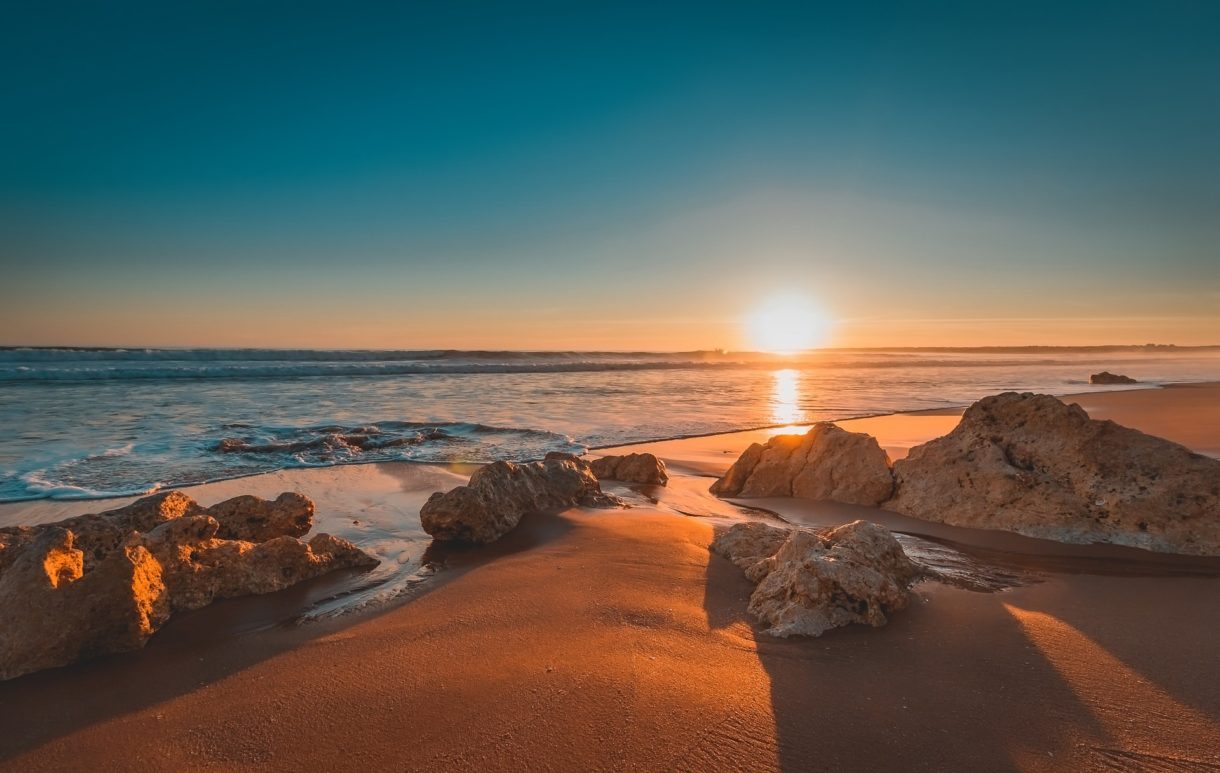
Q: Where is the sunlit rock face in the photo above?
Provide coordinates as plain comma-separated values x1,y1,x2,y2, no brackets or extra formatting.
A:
887,392,1220,555
709,423,894,505
588,452,669,485
420,453,625,544
0,491,377,681
711,520,923,637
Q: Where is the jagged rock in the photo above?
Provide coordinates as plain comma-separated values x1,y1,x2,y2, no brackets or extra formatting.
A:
143,515,376,613
589,452,669,485
421,454,625,543
1090,371,1138,385
708,521,793,582
0,528,170,681
886,392,1220,555
0,490,204,574
0,491,377,680
204,492,314,541
710,423,894,505
711,520,923,637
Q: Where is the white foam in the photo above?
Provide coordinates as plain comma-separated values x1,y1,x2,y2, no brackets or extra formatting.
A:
17,468,164,501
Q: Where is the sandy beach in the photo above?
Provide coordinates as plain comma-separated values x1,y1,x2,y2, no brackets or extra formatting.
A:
9,6,1220,769
2,384,1219,771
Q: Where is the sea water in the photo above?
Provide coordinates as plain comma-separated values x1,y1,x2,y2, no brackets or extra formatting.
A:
3,347,1218,502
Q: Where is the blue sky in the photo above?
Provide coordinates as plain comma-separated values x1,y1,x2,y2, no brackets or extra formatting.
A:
2,1,1218,347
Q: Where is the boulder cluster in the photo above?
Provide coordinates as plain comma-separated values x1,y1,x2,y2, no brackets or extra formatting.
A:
711,520,924,637
712,392,1220,556
0,491,377,680
420,453,625,543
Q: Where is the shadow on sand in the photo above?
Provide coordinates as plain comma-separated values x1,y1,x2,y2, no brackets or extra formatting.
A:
702,522,1220,771
0,510,574,763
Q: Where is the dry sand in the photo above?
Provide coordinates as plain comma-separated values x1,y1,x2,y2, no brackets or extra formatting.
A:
2,384,1218,771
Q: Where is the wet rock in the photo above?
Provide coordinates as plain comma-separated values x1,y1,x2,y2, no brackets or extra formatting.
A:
886,392,1220,555
421,454,625,543
589,452,669,485
0,491,377,680
710,423,894,505
1090,371,1138,385
711,520,923,637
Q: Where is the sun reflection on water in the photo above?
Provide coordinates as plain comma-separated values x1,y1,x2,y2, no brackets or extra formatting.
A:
771,368,806,425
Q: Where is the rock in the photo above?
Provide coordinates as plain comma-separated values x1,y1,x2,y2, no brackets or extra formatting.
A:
588,452,669,485
204,492,314,542
0,528,170,681
709,423,894,505
707,521,793,582
0,490,205,573
1090,371,1138,385
143,516,377,613
711,520,923,637
886,392,1220,555
420,454,625,543
0,491,377,680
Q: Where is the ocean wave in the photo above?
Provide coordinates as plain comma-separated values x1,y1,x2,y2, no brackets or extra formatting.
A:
15,469,166,502
213,423,454,461
2,344,1212,365
0,421,586,503
0,354,1199,382
0,360,741,382
0,347,716,364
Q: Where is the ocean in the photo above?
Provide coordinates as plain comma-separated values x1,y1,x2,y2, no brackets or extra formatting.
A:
3,346,1218,503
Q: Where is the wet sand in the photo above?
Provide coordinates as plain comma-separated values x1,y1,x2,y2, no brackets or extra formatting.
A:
1,384,1218,770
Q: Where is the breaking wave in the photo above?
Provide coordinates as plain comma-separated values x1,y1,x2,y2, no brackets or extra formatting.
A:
0,422,585,503
3,347,1215,503
0,360,734,382
0,346,1205,382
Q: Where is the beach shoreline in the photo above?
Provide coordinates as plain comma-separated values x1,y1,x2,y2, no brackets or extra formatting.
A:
2,383,1219,769
3,379,1210,512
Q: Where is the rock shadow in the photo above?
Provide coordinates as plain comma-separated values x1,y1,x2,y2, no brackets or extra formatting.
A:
702,523,1122,771
0,509,573,762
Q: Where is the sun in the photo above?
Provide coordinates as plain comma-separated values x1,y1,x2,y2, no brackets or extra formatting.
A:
745,293,832,353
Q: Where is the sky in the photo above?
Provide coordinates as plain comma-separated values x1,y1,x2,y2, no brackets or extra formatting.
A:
2,1,1218,349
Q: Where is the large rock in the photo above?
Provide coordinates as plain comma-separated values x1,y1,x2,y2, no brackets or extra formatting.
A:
420,454,625,543
0,528,170,681
142,515,376,613
0,491,377,680
710,423,894,505
886,392,1220,555
1090,371,1138,385
588,452,668,485
0,490,203,574
711,520,923,637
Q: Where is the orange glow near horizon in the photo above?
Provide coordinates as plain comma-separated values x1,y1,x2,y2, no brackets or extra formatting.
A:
744,294,833,354
1,295,1217,351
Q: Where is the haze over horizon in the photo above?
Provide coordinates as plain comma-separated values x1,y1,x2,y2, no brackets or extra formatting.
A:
3,2,1218,349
